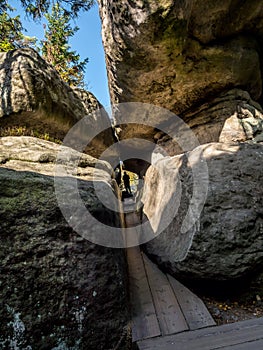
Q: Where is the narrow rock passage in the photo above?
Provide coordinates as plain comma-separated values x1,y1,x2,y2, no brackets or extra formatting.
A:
124,198,216,346
124,198,263,349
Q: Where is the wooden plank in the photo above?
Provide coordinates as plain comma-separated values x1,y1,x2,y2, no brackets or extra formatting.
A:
125,212,142,247
125,212,140,226
220,338,263,350
142,254,188,336
123,198,136,213
167,274,216,330
137,317,263,350
127,247,161,342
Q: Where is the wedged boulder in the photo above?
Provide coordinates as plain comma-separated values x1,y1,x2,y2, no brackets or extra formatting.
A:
99,0,262,108
99,0,263,159
142,142,263,282
0,137,129,349
0,48,114,158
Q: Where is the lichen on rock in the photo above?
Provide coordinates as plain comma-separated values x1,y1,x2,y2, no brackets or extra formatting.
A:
0,137,129,349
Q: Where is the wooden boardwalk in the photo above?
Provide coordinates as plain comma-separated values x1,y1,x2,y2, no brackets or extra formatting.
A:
137,317,263,350
124,199,263,350
127,246,215,343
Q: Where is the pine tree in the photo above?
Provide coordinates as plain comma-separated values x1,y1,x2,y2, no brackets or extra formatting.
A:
41,2,88,88
0,4,37,52
19,0,94,19
0,1,94,19
0,3,26,52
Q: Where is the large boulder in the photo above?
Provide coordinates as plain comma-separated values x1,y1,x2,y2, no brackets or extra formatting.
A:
0,136,113,175
99,0,263,107
99,0,263,163
142,142,263,282
0,48,114,158
0,137,129,349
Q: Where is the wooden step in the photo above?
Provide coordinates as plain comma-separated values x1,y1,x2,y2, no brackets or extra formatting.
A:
142,254,189,335
137,317,263,350
127,247,161,342
167,275,216,330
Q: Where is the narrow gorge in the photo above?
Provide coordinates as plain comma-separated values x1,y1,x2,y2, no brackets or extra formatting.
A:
0,1,263,349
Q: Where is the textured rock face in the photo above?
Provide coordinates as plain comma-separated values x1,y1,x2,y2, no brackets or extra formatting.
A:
99,0,263,283
142,142,263,282
0,136,113,175
0,48,114,158
99,0,263,107
219,94,263,144
99,0,263,159
0,137,129,349
157,89,263,156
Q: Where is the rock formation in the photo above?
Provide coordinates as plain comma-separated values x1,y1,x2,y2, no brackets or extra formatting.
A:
99,0,263,162
98,1,263,284
157,89,263,156
0,48,114,159
142,142,263,282
100,1,262,106
1,2,263,347
0,137,129,349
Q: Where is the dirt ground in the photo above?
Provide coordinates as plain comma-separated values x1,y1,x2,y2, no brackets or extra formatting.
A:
200,279,263,325
203,295,262,325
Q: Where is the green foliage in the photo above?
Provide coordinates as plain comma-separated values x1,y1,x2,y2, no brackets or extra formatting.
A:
41,2,88,88
0,5,23,51
0,125,62,144
0,0,93,86
19,0,95,19
0,0,8,12
0,4,37,52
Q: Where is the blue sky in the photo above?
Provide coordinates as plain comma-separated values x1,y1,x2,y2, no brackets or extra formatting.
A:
9,0,111,108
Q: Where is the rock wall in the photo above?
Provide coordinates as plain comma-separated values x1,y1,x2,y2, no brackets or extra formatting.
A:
0,48,114,159
157,89,263,156
99,0,263,159
142,142,263,282
0,137,129,349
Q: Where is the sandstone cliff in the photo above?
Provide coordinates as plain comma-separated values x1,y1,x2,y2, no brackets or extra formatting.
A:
0,48,114,159
99,0,263,159
0,2,263,346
